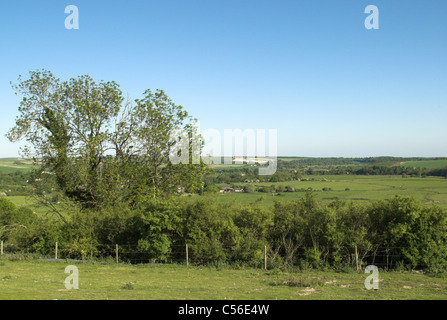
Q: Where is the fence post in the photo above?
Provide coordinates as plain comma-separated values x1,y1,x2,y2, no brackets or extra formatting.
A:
116,244,119,264
55,242,58,260
264,245,267,271
355,245,359,271
1,241,3,256
186,244,189,267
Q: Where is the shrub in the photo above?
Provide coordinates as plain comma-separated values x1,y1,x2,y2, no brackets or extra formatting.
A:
2,190,446,271
243,184,255,193
204,184,220,194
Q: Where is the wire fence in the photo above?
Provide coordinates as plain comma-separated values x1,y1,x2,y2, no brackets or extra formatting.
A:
1,240,443,271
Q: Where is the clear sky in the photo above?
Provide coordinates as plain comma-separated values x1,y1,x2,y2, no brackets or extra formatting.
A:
0,0,446,158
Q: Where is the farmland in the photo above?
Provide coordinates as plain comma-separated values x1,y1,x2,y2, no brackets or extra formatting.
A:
401,160,447,169
0,158,36,174
2,157,447,214
211,175,447,209
203,156,447,209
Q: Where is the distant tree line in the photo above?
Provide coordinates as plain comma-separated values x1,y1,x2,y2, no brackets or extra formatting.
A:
277,157,438,169
206,164,447,185
329,165,447,177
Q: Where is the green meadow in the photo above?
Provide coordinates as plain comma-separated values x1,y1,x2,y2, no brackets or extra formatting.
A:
0,158,36,174
0,260,446,300
401,160,447,169
6,196,51,216
3,157,447,215
212,175,447,208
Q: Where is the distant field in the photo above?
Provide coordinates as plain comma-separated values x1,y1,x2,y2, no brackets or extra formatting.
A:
400,160,447,169
2,158,447,213
6,196,51,216
7,175,447,213
208,157,447,170
0,158,36,174
213,175,447,208
277,157,308,162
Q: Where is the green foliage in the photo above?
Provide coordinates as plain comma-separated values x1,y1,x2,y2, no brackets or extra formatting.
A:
368,196,447,272
0,198,38,241
0,198,17,226
204,184,220,194
7,70,207,209
243,184,255,193
64,237,100,260
179,200,233,263
137,199,182,261
2,187,447,271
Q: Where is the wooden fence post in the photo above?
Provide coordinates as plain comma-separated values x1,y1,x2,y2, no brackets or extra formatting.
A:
264,245,267,271
116,244,119,264
355,245,359,271
186,244,189,267
55,242,58,260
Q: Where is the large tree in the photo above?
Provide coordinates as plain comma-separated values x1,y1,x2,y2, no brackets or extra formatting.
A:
7,70,206,209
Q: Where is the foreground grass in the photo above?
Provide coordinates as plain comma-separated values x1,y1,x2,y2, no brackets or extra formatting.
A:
0,260,446,300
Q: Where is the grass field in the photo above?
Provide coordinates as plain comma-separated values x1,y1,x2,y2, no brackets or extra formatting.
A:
2,157,447,215
6,196,52,216
0,260,446,300
5,175,447,216
401,160,447,169
0,158,36,174
212,175,447,208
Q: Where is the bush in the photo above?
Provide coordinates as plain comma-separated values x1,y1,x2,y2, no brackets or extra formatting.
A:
179,200,238,263
2,191,446,272
0,198,39,242
243,184,255,193
64,237,100,260
204,184,220,194
0,198,17,225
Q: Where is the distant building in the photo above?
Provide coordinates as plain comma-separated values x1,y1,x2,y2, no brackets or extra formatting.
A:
220,186,234,193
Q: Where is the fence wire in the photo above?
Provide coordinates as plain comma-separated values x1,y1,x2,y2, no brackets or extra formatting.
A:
1,240,445,271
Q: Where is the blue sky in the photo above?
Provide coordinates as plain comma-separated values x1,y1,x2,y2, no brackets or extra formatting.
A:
0,0,446,158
